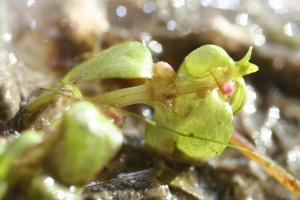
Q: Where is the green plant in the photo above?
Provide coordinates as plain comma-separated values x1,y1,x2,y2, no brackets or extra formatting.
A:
1,41,300,198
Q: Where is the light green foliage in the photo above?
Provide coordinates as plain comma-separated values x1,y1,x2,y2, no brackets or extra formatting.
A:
0,131,42,198
2,42,258,198
0,131,42,180
24,41,153,132
178,45,258,114
46,101,123,185
178,44,235,79
146,91,233,159
62,41,153,84
174,91,233,158
235,47,259,76
24,41,153,128
145,104,181,156
146,45,258,159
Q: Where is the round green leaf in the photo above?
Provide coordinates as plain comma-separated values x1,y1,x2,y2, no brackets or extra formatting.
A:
178,44,235,79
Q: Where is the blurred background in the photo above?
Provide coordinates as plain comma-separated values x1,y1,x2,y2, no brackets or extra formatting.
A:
1,0,300,199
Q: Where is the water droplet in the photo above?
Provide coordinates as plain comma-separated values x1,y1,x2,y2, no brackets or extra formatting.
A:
200,0,213,7
2,33,12,42
167,20,177,31
172,0,185,8
250,25,266,46
142,108,152,119
268,0,287,13
116,5,127,18
55,191,65,200
265,107,280,127
283,22,293,36
69,186,76,193
8,53,17,64
26,0,36,7
287,150,297,162
44,176,55,186
148,40,163,54
253,34,266,46
210,0,240,10
243,85,257,114
236,13,248,26
260,127,272,147
143,1,156,14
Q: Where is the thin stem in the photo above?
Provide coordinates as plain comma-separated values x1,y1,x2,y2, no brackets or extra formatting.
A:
230,133,300,198
92,77,216,107
176,78,216,95
91,84,151,107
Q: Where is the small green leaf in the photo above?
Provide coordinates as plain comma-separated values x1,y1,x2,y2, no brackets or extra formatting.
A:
0,131,42,180
62,41,153,84
0,131,42,198
235,47,259,76
46,101,123,185
178,44,235,79
145,91,233,160
174,91,233,159
176,45,258,116
145,104,181,156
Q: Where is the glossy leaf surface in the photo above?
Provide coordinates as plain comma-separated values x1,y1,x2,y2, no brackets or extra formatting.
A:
46,101,123,185
62,41,153,84
178,44,235,79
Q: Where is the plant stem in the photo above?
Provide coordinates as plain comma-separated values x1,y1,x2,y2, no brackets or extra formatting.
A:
176,78,215,95
230,132,300,198
91,84,151,107
91,77,216,107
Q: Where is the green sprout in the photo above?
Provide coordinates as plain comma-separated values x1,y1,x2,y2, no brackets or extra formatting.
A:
2,41,300,198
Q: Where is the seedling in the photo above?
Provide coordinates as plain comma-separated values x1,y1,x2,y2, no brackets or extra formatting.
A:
1,41,300,198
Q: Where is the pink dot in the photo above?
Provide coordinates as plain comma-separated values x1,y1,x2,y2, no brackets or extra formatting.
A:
221,80,235,94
